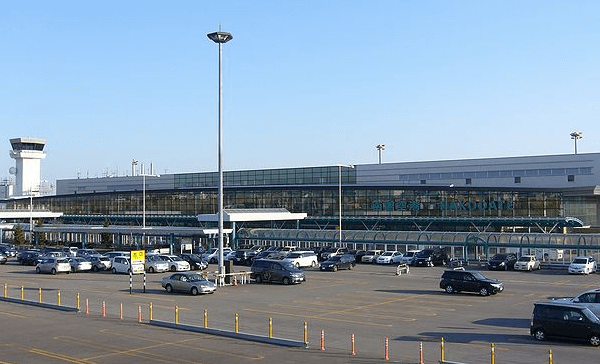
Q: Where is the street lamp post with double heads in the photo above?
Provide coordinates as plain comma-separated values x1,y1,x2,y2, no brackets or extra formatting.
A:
208,29,233,279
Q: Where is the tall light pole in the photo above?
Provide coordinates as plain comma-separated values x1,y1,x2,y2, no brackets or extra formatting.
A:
338,164,354,246
208,29,233,279
376,144,386,164
29,187,39,248
570,131,583,154
140,170,159,248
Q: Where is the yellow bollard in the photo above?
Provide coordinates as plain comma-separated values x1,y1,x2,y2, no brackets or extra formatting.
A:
235,312,239,333
441,337,445,362
269,318,273,338
491,343,495,364
303,321,308,346
57,290,61,306
38,288,42,303
549,349,553,364
149,302,153,321
3,283,7,298
21,286,24,301
175,305,179,325
203,309,208,328
76,293,80,311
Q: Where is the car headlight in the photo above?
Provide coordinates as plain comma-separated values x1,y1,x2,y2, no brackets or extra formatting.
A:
499,262,505,266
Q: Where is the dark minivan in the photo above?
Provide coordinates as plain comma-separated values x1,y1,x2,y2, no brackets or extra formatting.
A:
250,259,305,285
487,253,518,271
531,301,600,346
413,248,448,267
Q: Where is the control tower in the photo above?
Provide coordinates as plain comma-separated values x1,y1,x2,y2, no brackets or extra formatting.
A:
9,137,46,197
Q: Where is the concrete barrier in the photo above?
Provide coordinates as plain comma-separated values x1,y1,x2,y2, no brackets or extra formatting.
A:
0,296,79,312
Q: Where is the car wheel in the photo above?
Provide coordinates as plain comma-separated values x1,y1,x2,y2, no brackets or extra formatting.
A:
589,335,600,347
528,266,532,271
112,268,117,274
311,261,317,268
479,287,489,296
51,268,57,275
210,258,216,264
171,265,177,272
35,267,41,274
255,274,263,283
348,263,354,270
444,285,455,294
534,329,546,341
92,265,98,272
165,284,173,293
282,277,291,285
332,265,338,272
191,287,199,296
149,267,155,273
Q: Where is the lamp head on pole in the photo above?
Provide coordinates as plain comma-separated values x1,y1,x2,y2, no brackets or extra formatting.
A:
207,31,233,44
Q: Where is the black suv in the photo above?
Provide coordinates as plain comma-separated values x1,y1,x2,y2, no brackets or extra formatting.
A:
250,259,305,285
531,301,600,346
413,248,448,267
320,254,355,271
487,253,518,270
439,269,504,296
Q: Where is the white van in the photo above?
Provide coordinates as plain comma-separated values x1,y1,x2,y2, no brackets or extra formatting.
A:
111,256,144,274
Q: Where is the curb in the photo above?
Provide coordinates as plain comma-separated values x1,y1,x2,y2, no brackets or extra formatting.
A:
148,320,307,348
0,297,79,312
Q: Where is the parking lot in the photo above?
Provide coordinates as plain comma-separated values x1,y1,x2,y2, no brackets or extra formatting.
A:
1,259,599,363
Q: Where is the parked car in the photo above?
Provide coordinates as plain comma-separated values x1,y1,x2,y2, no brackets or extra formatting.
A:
0,252,7,264
568,256,597,275
320,247,348,261
514,255,541,271
487,253,518,271
60,246,79,257
111,256,144,274
0,246,17,258
250,259,305,285
17,251,41,266
320,255,356,271
346,250,366,263
361,250,382,263
158,254,190,272
178,253,208,270
145,254,170,273
413,248,448,267
531,301,600,346
77,249,100,258
104,251,130,260
375,251,404,265
69,257,92,272
552,288,600,309
36,257,71,275
282,251,319,268
440,269,504,296
202,248,233,264
399,250,420,265
162,272,217,295
88,255,112,272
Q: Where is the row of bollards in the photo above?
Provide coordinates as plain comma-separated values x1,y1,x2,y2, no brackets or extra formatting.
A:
4,283,557,363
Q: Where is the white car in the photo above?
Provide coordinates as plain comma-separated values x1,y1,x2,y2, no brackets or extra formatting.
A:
361,250,382,263
111,256,144,274
514,255,541,271
69,257,92,272
203,248,233,264
569,256,597,274
36,257,71,275
159,254,191,272
145,254,170,273
283,251,319,268
399,250,420,265
375,251,404,265
104,251,130,260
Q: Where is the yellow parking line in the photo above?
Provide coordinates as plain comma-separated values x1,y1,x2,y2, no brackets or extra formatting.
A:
0,309,31,318
29,347,95,364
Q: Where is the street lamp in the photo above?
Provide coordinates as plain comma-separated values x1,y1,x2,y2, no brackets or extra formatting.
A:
376,144,386,164
208,29,233,280
338,164,354,246
570,131,583,154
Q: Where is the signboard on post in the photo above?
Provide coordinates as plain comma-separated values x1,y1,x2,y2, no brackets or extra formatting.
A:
131,250,145,264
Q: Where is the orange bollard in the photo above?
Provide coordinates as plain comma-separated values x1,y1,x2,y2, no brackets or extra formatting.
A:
119,303,123,320
102,301,106,317
321,330,325,350
351,334,356,356
138,305,142,322
385,335,389,361
85,298,89,315
419,342,423,364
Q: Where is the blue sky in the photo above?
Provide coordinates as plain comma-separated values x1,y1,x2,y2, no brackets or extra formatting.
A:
1,1,598,184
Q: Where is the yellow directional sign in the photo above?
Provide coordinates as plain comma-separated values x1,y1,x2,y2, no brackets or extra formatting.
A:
131,250,145,263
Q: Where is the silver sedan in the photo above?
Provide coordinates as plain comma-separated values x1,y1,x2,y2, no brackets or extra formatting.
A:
161,272,217,296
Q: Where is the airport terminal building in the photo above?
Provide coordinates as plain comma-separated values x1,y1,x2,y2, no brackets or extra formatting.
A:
5,152,599,232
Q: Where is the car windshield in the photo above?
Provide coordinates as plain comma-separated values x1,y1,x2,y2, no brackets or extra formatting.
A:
573,258,589,264
287,253,301,258
381,252,393,257
282,262,297,270
491,254,507,260
186,274,207,282
583,308,600,323
416,250,433,257
471,271,491,280
170,256,184,262
329,256,342,262
517,257,531,262
57,258,69,263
